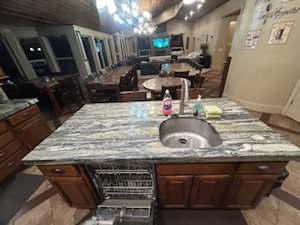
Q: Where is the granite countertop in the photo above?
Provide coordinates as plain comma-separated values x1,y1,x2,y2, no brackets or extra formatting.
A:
0,98,39,120
23,98,300,165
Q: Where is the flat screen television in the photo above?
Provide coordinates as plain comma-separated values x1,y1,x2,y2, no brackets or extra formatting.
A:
153,37,169,48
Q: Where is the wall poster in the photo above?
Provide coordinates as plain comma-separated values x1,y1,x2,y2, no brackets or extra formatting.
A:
244,30,261,48
268,21,294,45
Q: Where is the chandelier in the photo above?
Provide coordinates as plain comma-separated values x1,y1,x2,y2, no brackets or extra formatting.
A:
97,0,157,35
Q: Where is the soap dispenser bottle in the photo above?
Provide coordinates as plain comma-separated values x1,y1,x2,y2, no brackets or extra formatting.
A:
162,89,172,116
193,95,204,117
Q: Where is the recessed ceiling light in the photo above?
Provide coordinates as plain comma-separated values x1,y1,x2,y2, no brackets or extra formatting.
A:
190,10,195,16
185,15,189,20
197,3,203,10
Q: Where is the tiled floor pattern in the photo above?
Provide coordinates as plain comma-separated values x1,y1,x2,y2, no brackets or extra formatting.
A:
10,166,90,225
5,106,300,225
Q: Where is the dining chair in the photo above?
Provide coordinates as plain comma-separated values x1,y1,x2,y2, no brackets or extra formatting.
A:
174,71,190,79
161,85,180,100
176,88,206,99
118,91,147,102
119,76,131,91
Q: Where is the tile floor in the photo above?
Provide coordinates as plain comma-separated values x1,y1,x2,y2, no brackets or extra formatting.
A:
5,107,300,225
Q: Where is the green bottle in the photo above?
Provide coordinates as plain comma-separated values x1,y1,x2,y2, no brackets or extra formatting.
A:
193,95,204,117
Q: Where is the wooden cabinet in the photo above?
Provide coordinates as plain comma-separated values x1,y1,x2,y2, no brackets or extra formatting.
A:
190,175,232,208
158,176,193,208
47,176,96,208
38,165,98,209
0,105,51,183
225,175,277,209
157,162,286,209
14,114,51,150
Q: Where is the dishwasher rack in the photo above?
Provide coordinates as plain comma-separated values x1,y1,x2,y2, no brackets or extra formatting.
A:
82,163,156,225
88,163,155,201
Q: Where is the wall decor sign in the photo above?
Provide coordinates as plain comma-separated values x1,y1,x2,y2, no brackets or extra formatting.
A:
244,30,261,48
252,0,300,27
268,21,294,45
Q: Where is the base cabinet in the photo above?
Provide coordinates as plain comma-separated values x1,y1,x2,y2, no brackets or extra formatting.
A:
47,176,96,208
158,176,193,208
190,175,232,208
14,115,50,151
39,165,97,209
157,163,286,209
225,175,277,209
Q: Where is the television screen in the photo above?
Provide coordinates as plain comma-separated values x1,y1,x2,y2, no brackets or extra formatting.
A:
153,37,169,48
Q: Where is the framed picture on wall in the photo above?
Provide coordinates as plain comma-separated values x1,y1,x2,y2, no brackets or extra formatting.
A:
268,21,294,45
244,30,261,48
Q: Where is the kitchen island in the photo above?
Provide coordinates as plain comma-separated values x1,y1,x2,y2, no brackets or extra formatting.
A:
23,99,300,210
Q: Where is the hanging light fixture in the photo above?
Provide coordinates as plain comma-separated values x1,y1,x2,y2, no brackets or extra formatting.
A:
96,0,156,35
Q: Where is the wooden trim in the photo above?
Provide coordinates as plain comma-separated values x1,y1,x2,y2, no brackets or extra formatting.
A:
8,187,57,224
272,188,300,210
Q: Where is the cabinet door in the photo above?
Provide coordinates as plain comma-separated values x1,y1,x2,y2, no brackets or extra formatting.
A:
158,176,193,208
190,175,232,208
47,176,96,208
15,115,50,151
225,175,277,209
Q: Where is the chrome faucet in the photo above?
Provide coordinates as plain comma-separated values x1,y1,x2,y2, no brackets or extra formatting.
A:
179,79,189,115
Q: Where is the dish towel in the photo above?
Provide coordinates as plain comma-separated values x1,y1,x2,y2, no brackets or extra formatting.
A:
204,105,223,118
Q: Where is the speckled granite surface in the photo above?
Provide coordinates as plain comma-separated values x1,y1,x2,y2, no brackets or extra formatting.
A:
23,98,300,165
0,98,39,120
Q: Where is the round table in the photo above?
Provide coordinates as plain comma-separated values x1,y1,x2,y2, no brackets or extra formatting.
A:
142,77,191,93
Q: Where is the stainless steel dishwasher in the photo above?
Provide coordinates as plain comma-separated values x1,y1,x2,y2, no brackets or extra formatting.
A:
81,162,156,225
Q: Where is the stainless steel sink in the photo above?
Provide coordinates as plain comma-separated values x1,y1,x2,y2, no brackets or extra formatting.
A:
159,117,222,148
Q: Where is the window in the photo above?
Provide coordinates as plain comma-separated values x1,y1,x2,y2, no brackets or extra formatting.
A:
186,36,190,50
19,38,50,76
48,35,73,58
81,36,96,73
108,39,115,64
113,36,119,53
94,38,108,68
48,35,77,73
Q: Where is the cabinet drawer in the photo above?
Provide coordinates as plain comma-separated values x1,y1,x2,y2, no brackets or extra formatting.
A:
0,148,24,182
157,163,236,175
238,162,287,174
7,105,39,126
38,165,80,177
0,120,7,134
0,131,15,148
0,140,22,161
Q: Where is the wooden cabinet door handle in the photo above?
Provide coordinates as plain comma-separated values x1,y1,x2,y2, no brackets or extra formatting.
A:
51,168,65,174
257,165,271,171
0,152,5,158
23,112,29,116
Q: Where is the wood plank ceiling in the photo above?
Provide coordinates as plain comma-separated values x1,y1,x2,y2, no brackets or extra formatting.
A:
0,0,101,30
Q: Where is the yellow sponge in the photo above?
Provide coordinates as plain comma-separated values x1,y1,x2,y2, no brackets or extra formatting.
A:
204,106,223,115
205,113,221,118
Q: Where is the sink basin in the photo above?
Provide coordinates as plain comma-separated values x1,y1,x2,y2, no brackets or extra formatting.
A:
159,117,222,148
